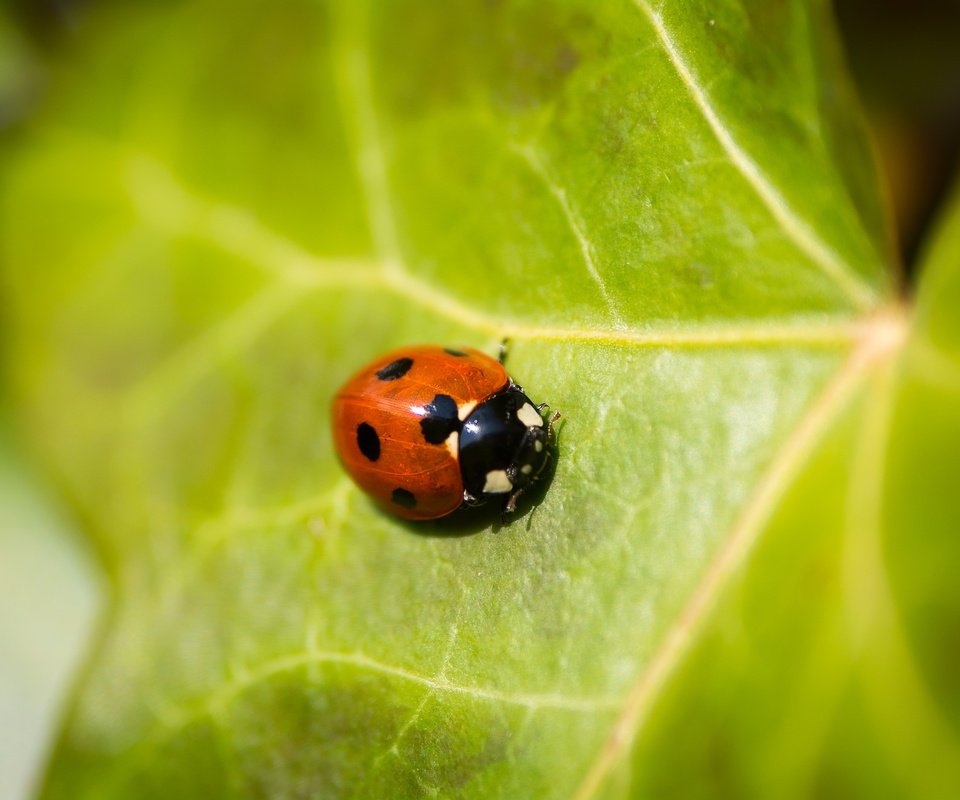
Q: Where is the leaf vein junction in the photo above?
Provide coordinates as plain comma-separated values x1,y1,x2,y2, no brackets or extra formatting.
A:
152,649,620,745
121,164,870,422
572,308,908,799
130,155,867,350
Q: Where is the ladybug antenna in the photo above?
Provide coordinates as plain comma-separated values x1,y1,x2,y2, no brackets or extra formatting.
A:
498,338,510,364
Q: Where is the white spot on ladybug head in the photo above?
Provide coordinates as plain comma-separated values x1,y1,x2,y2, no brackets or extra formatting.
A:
457,400,478,421
482,469,513,494
444,430,459,459
534,440,543,453
520,464,533,475
517,402,544,428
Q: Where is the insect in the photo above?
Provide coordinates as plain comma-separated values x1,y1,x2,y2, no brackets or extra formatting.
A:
331,343,559,521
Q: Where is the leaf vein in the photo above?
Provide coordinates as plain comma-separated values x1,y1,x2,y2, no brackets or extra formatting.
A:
334,9,402,268
632,0,879,310
152,649,620,746
572,307,908,799
511,143,625,328
123,161,870,424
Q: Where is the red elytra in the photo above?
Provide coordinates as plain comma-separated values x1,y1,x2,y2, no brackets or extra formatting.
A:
331,345,510,520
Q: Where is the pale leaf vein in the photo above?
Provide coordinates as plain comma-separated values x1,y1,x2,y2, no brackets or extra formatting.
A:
632,0,879,310
511,142,625,328
572,309,908,799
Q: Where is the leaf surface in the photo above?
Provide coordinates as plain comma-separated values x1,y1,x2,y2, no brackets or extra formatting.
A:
617,173,960,800
2,1,955,798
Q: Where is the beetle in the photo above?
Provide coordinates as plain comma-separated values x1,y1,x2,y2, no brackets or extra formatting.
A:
331,343,558,521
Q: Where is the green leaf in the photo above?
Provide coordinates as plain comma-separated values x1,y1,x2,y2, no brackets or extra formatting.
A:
1,0,955,797
621,176,960,799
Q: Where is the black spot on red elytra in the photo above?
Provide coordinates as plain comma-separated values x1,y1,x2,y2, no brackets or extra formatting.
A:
356,422,380,461
391,487,416,508
420,393,459,444
444,348,468,357
376,357,413,381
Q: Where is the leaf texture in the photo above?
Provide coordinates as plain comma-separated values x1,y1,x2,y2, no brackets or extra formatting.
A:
1,1,956,798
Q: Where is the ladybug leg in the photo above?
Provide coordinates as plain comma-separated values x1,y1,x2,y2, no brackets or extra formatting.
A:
534,430,557,479
498,338,510,364
502,487,524,520
540,410,562,470
546,410,562,442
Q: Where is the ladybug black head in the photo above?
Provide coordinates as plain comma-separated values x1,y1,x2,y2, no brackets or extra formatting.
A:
458,386,555,514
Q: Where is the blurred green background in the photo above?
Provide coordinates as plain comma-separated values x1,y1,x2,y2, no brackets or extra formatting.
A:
2,1,959,798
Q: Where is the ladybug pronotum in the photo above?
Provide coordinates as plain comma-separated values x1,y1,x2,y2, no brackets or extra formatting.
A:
331,344,559,521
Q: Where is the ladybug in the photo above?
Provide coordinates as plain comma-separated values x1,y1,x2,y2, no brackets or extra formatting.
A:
331,344,559,521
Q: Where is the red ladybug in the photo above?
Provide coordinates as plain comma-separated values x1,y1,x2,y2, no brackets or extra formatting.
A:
331,344,559,521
